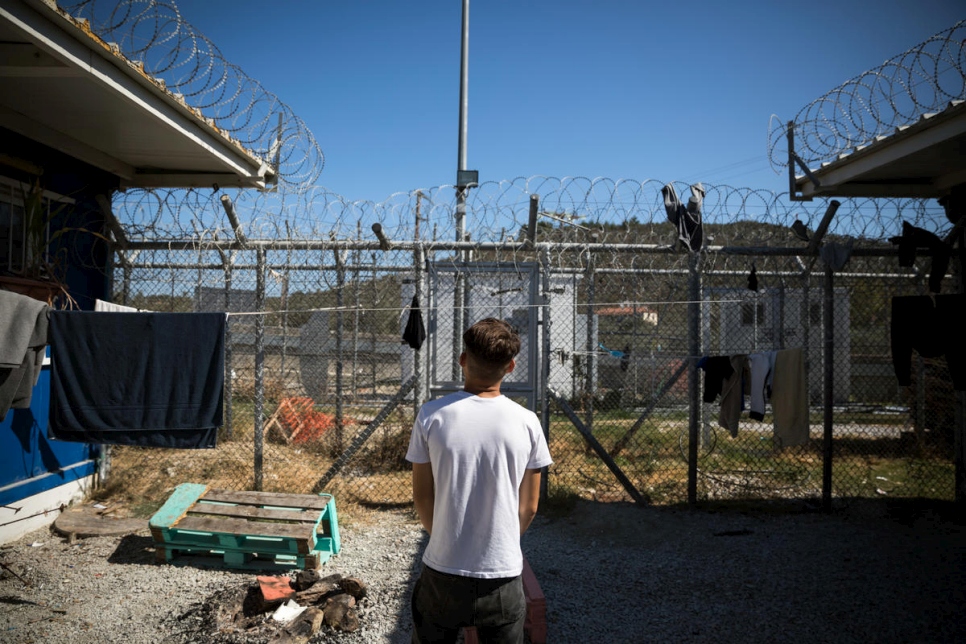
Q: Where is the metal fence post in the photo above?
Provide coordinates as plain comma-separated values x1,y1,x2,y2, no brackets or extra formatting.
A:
280,230,291,394
334,248,346,452
219,248,233,439
540,248,552,502
414,245,425,417
585,253,596,435
687,252,702,505
120,256,132,306
254,246,266,491
822,264,834,512
955,244,965,506
914,274,927,446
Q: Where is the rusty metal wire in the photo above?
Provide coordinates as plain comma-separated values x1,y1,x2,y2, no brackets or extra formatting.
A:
768,20,966,172
59,0,324,189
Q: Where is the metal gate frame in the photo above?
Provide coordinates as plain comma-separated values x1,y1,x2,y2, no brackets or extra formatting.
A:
427,261,540,410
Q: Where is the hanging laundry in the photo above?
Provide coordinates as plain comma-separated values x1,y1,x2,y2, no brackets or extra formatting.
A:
819,238,855,272
661,182,705,252
47,311,226,448
619,345,631,372
0,290,50,421
888,222,950,293
791,219,811,243
747,265,758,292
402,295,427,350
699,356,734,403
598,343,625,358
748,351,777,421
890,294,966,391
717,354,748,438
94,298,140,312
771,348,808,447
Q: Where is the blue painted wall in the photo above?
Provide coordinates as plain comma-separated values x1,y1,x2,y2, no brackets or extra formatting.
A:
0,354,99,505
1,127,116,506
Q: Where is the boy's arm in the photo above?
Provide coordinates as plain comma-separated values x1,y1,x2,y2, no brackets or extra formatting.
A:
412,461,435,535
518,468,542,535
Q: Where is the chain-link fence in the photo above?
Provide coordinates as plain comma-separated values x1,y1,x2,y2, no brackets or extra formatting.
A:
27,4,962,516
98,201,963,514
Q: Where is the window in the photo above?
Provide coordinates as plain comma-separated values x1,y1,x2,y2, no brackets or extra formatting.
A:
741,301,765,326
0,177,71,276
0,181,28,274
810,302,822,326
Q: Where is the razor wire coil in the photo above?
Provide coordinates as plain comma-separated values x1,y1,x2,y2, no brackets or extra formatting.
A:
60,0,324,189
768,20,966,173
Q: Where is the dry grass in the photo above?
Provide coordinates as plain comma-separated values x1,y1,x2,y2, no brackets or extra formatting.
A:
94,405,955,526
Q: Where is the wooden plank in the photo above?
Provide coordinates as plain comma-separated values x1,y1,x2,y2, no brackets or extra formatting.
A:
188,503,321,523
174,516,315,541
202,489,333,511
55,507,147,538
264,403,290,444
149,483,208,529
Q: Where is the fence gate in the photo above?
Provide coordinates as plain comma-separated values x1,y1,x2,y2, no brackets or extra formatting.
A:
426,261,540,410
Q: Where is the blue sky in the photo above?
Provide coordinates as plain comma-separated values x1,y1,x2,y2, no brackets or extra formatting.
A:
181,0,963,204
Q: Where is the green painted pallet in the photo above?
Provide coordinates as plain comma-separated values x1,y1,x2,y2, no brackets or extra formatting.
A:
153,543,329,570
149,483,340,569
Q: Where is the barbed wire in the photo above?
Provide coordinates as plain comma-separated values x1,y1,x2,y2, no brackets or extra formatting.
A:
112,177,945,249
768,20,966,172
59,0,324,189
58,3,952,265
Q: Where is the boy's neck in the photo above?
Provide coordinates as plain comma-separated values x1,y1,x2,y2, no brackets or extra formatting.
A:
463,379,502,398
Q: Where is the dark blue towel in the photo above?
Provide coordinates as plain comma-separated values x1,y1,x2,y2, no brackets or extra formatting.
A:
48,311,225,448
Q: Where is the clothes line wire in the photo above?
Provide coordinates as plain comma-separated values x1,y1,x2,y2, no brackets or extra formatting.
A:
221,298,751,318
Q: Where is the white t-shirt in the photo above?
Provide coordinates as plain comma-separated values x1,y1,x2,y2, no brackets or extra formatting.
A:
406,391,553,578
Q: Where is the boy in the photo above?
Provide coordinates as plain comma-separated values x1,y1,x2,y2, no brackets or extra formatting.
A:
406,318,553,644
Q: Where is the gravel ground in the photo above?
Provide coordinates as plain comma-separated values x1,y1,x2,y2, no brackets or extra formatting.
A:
1,498,965,643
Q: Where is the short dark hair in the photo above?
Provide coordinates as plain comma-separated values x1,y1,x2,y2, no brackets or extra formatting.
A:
462,318,521,368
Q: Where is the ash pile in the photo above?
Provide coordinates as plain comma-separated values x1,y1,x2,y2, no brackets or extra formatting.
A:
174,570,368,643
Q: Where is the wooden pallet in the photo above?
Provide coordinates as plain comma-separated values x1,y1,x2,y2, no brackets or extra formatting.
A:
149,483,340,570
153,544,328,570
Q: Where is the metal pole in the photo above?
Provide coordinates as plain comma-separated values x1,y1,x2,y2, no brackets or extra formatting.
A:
957,392,965,505
220,249,234,440
354,222,362,399
585,253,596,437
457,0,469,176
527,195,538,248
687,252,702,505
370,254,378,398
414,195,424,415
822,264,834,512
254,247,266,491
414,245,426,418
334,249,346,453
453,0,470,379
915,274,926,446
954,234,965,506
700,284,712,447
452,258,464,381
540,248,552,502
121,262,132,306
801,269,813,404
415,191,423,243
280,224,291,394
